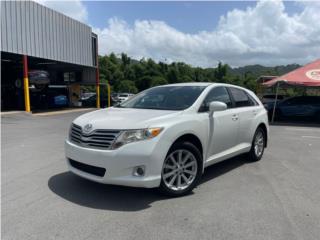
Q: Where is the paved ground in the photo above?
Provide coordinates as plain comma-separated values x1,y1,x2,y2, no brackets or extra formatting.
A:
2,110,320,240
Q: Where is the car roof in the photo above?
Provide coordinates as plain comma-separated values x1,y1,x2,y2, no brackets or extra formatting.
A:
286,96,320,100
161,82,213,87
158,82,252,91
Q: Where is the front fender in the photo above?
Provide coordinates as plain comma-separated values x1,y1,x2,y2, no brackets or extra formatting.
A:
159,117,209,171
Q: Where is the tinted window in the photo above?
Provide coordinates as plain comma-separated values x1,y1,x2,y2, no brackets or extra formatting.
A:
247,93,259,106
199,87,232,112
117,86,206,110
229,88,255,107
283,97,303,105
284,97,319,105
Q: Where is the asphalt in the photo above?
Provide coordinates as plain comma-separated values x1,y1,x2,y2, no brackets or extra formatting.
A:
2,110,320,240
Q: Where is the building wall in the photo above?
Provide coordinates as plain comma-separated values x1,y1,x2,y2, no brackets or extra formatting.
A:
1,0,94,67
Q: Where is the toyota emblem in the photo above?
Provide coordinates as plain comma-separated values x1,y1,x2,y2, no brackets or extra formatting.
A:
83,123,93,134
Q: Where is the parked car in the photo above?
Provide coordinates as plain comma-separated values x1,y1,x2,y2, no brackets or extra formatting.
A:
53,95,68,107
117,93,134,103
261,94,286,104
81,92,96,101
80,93,111,108
111,93,119,103
65,83,269,196
264,96,320,121
28,70,50,89
30,86,69,109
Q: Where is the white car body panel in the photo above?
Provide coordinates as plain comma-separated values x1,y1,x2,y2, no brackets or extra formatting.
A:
65,83,269,188
73,107,182,130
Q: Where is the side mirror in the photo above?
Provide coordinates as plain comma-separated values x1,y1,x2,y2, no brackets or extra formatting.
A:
209,101,227,115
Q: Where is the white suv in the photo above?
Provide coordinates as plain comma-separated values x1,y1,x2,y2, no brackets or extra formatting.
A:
65,83,269,196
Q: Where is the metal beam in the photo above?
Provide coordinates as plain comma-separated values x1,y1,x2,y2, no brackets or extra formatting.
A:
95,37,100,108
23,55,31,112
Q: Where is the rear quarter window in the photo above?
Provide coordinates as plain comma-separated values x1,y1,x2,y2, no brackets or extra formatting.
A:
229,88,257,107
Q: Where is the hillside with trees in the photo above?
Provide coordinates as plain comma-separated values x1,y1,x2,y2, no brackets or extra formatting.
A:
98,53,300,93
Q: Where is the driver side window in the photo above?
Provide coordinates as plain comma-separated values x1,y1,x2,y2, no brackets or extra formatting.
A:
199,87,232,112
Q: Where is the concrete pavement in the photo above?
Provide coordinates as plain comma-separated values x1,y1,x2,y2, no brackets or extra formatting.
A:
2,110,320,240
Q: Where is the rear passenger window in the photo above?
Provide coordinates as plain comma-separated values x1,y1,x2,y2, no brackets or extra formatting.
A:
199,87,232,112
229,88,256,107
247,93,259,106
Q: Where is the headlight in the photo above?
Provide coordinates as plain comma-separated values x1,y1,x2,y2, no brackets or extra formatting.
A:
111,127,163,149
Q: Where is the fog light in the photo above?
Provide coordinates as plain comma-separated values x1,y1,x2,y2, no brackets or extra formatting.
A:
133,166,145,177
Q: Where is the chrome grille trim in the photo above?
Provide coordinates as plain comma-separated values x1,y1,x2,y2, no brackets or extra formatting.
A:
69,124,121,150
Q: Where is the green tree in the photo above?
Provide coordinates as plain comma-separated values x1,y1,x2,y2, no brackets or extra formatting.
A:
136,76,153,90
214,62,228,82
116,80,138,93
151,76,168,87
167,67,179,83
98,52,300,95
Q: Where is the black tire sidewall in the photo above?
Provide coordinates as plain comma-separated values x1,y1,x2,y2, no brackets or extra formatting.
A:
248,128,265,162
159,141,203,197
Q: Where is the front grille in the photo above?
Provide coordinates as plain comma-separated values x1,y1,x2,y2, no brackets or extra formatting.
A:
69,159,106,177
70,124,120,150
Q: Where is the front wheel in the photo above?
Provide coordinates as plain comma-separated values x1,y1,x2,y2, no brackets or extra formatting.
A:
247,127,266,162
159,142,202,197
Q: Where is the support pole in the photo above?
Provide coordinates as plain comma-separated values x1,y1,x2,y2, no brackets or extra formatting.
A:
95,37,100,108
96,70,100,108
271,82,279,123
23,55,31,112
107,83,111,107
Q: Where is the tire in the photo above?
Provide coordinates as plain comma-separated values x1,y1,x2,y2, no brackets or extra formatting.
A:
159,141,203,197
247,127,266,162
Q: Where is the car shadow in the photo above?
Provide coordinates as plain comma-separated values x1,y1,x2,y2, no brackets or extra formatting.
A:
48,156,248,212
200,155,247,184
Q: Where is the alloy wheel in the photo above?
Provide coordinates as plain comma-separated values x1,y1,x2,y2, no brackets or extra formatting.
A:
254,131,264,157
162,149,198,191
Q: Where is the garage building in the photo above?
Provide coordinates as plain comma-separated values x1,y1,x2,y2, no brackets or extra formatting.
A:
1,1,100,112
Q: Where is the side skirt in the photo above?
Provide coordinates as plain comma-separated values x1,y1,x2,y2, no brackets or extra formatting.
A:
204,143,251,168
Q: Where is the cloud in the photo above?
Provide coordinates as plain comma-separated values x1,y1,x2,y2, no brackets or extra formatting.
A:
94,1,320,67
35,0,88,22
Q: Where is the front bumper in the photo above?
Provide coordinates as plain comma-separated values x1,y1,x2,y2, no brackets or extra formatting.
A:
65,137,171,188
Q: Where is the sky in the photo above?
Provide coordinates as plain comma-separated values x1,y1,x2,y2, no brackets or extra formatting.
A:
36,1,320,67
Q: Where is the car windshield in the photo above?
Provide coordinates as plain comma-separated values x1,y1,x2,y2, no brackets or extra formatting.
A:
119,94,128,97
116,86,206,110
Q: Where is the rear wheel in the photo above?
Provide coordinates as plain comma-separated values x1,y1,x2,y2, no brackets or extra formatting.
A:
247,127,266,162
159,142,202,197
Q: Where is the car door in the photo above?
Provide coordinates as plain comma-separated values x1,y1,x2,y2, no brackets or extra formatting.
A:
280,97,315,117
198,86,239,162
228,87,259,146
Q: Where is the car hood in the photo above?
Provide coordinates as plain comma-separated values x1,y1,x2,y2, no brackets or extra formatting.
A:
73,107,182,130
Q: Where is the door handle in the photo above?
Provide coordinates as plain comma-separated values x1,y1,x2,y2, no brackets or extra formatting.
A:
253,110,258,115
232,114,238,121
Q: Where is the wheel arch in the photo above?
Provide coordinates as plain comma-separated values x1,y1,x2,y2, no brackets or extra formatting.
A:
170,133,204,160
